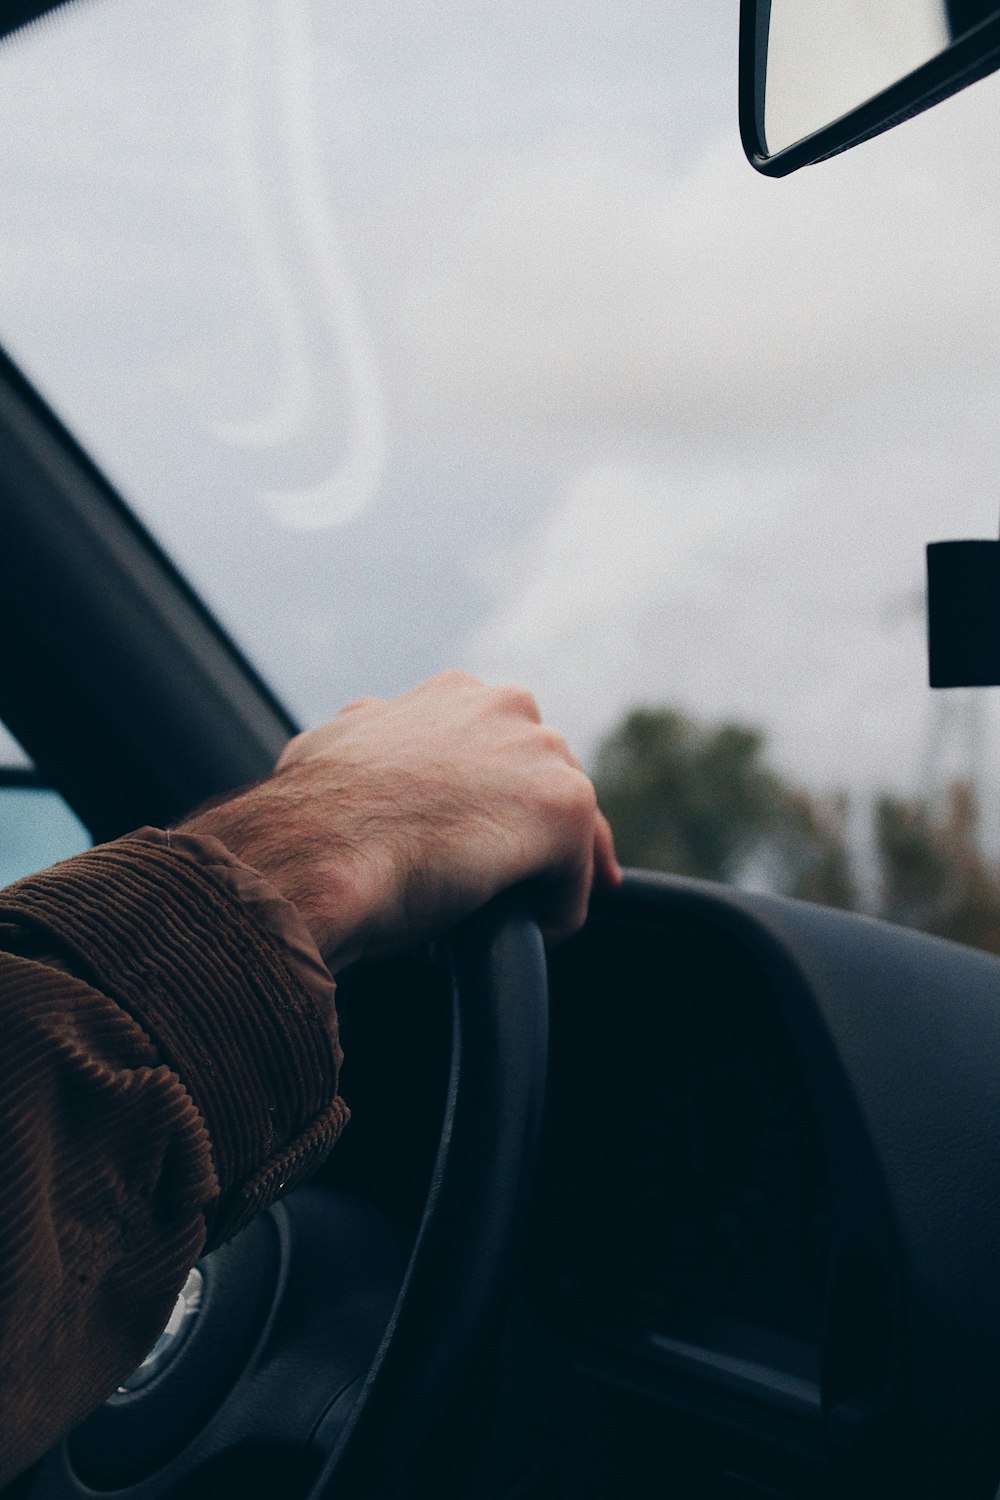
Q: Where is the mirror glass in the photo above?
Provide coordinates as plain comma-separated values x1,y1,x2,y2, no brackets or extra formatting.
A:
763,0,996,155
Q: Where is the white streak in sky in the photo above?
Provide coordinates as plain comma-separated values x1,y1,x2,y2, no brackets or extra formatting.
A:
216,0,387,529
212,0,314,447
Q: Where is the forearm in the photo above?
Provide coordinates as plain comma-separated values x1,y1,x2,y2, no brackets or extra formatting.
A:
0,668,617,1483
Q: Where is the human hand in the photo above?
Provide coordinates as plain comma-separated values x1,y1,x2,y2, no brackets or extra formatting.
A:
181,670,621,970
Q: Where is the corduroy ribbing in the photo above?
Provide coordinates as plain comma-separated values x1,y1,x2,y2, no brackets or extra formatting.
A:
0,832,350,1483
0,954,215,1485
0,836,347,1243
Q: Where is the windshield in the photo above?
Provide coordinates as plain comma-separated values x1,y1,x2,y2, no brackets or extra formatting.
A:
1,1,999,918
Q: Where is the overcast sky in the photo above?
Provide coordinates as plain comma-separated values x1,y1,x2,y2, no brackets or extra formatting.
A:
0,0,999,846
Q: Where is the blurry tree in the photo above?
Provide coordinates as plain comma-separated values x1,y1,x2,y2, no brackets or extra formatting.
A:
592,707,857,909
593,709,775,882
593,706,1000,953
770,790,857,911
876,782,1000,954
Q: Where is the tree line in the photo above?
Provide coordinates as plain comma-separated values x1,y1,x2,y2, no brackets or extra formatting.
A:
592,706,1000,956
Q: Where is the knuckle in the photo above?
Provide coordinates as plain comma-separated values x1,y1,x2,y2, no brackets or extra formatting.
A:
537,724,572,759
431,667,480,689
567,772,598,822
494,683,541,720
542,765,596,824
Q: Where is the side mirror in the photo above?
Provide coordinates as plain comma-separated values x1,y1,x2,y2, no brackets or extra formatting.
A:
740,0,1000,176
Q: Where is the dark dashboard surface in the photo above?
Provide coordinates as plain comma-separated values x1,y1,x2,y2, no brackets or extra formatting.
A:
330,873,1000,1498
537,910,831,1354
515,876,1000,1499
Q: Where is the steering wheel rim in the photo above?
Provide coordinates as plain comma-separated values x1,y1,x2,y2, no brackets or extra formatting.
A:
315,895,548,1498
33,897,548,1500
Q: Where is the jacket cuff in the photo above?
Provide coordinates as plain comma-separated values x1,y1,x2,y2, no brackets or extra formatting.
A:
0,833,348,1244
132,825,336,1026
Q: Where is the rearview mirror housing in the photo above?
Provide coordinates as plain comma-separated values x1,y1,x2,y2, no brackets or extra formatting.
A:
740,1,1000,176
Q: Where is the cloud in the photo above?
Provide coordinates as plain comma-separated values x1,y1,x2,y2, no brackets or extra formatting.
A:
464,458,777,687
460,445,982,802
442,80,1000,800
400,91,1000,455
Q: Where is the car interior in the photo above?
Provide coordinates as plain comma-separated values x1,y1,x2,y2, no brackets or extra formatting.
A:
2,2,1000,1498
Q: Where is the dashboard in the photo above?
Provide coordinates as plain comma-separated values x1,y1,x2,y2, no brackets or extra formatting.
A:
506,876,1000,1499
538,911,831,1351
507,902,833,1498
330,873,1000,1499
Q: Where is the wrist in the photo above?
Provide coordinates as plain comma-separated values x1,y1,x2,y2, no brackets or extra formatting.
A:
179,780,387,972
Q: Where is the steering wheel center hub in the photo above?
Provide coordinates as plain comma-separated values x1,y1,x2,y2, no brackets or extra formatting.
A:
119,1266,204,1393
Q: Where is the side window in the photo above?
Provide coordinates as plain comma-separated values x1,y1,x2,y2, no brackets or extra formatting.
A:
0,722,90,886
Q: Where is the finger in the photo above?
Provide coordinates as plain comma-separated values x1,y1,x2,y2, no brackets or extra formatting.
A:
593,810,623,888
534,838,595,949
533,725,581,772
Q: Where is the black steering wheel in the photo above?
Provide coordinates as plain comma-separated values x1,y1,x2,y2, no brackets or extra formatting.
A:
30,899,548,1500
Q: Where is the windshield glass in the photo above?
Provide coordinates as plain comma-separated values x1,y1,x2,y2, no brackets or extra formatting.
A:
1,1,999,922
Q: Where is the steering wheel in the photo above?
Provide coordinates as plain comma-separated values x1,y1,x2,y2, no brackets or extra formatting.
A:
30,898,548,1500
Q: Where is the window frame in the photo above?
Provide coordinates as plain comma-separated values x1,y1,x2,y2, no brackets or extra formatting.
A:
0,342,295,841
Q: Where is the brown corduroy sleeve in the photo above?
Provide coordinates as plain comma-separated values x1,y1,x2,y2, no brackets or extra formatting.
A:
0,834,348,1485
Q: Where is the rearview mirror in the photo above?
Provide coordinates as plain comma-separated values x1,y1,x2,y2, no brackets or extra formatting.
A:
740,0,1000,175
